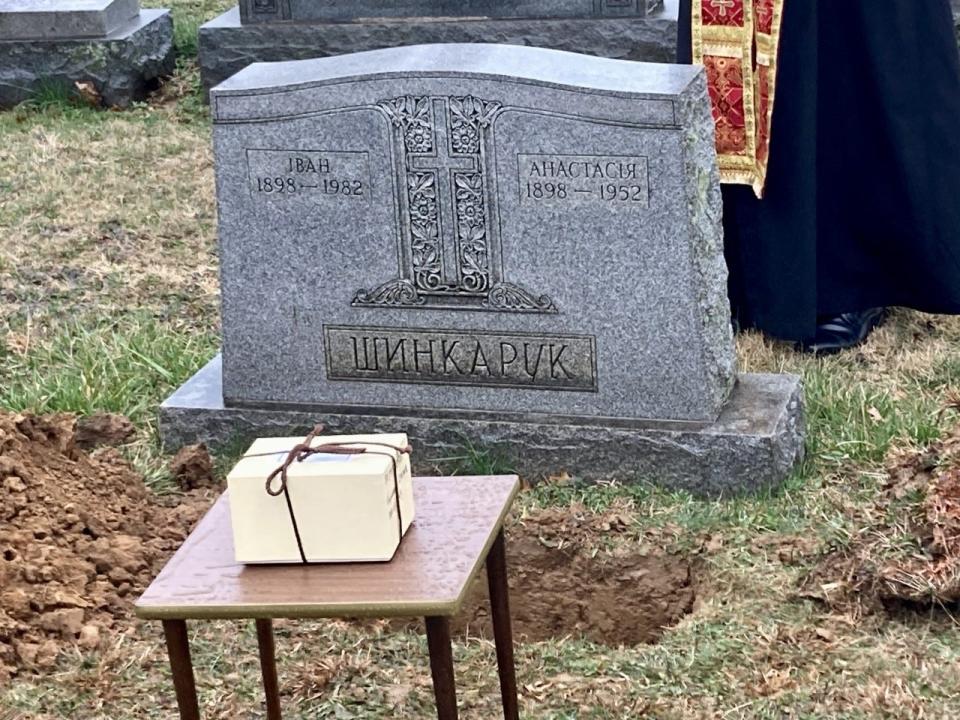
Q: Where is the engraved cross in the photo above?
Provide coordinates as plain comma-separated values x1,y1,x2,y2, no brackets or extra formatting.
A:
409,99,478,289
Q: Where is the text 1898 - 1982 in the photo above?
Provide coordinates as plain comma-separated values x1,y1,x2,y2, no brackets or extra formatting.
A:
246,149,370,200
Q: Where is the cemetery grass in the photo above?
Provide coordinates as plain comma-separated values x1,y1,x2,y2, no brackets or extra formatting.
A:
3,57,960,720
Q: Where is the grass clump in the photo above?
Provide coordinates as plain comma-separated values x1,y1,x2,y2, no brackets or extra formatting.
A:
21,80,84,113
430,434,517,476
1,314,215,424
173,14,202,58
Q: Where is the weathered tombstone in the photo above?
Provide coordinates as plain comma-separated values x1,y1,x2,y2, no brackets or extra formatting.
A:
199,0,678,93
163,44,804,494
238,0,664,23
0,0,174,108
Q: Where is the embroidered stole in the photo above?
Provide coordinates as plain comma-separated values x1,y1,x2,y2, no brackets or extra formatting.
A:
692,0,785,198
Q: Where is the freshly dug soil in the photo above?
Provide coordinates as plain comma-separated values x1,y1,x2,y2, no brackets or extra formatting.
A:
0,411,697,682
800,420,960,616
453,503,698,646
0,412,215,682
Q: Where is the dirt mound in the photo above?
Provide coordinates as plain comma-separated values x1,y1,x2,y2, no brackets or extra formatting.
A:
0,412,214,682
800,421,960,616
0,413,696,681
453,502,698,646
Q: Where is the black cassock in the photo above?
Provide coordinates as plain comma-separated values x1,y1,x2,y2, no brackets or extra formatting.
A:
678,0,960,342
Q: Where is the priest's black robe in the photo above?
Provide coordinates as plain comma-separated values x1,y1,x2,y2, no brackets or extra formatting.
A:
678,0,960,342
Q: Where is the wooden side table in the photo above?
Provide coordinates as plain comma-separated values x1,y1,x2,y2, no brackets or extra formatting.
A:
136,475,521,720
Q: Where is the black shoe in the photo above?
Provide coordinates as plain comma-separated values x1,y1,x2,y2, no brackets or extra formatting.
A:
801,307,888,354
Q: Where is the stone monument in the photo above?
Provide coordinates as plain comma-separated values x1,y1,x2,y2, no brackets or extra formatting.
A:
238,0,664,23
163,43,804,494
198,0,679,94
0,0,174,108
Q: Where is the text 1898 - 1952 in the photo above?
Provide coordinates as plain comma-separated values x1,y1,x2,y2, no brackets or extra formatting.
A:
517,154,649,208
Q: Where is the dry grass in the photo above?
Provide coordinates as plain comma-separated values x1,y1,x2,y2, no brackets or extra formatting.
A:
0,102,219,339
3,17,960,718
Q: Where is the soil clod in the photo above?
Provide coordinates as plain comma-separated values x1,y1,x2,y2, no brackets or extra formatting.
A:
168,443,217,491
75,413,135,450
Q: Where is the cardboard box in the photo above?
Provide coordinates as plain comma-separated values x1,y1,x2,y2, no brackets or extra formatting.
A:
226,433,414,564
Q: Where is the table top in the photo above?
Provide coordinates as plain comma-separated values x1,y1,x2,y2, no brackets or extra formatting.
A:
135,475,519,620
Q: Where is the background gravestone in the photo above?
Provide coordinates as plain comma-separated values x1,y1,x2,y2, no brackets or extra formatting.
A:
163,44,805,494
198,0,678,94
0,0,174,108
238,0,664,23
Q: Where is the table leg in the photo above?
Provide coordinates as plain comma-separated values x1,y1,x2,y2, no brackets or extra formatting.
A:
162,619,201,720
255,619,282,720
425,616,459,720
486,529,520,720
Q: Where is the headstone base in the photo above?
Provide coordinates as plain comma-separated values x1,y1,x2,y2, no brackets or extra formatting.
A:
161,355,805,496
0,9,174,109
198,4,679,95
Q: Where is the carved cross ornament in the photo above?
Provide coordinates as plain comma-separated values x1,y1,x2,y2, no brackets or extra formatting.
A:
353,95,557,314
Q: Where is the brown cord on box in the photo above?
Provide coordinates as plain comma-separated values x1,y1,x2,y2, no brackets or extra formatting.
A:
258,424,412,564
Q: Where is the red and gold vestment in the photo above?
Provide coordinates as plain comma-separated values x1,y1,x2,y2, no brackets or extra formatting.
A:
691,0,785,197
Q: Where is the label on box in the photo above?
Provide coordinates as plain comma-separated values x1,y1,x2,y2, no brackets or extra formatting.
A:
269,452,358,464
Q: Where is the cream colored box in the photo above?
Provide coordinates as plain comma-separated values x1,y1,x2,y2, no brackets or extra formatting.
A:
226,433,415,564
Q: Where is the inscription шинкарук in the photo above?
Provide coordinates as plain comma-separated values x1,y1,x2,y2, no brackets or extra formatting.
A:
324,325,598,391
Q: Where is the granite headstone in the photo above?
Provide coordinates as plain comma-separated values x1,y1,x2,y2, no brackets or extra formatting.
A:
0,0,174,107
164,44,804,493
238,0,663,23
198,0,678,94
